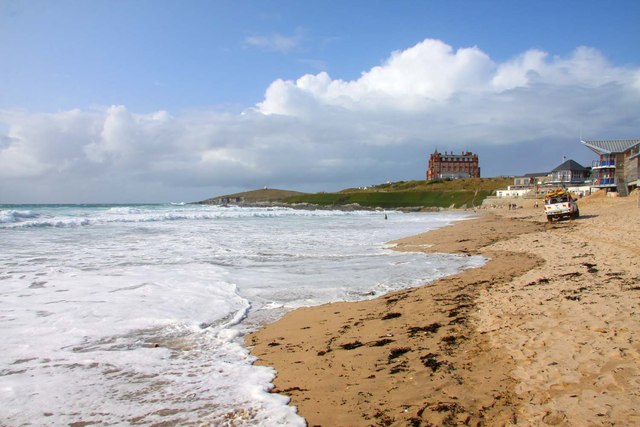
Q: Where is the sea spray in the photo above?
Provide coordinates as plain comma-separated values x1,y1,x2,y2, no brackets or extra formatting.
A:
0,204,484,425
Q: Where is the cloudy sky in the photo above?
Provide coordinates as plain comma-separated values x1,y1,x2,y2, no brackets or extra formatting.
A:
1,0,639,203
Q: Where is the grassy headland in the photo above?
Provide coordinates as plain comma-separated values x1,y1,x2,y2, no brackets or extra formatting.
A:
198,178,512,209
198,188,306,204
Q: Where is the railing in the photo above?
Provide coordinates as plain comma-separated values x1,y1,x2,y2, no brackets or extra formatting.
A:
593,178,616,187
592,160,616,168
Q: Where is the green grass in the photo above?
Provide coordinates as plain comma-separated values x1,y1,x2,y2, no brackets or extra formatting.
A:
200,178,511,208
284,189,494,208
341,178,511,193
283,178,509,208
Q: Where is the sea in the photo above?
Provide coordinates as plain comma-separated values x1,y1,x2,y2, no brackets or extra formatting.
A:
0,203,484,426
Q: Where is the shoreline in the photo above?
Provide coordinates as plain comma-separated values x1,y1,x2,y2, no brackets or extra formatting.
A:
246,192,640,426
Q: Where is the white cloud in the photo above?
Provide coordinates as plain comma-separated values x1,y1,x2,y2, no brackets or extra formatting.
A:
357,40,495,101
258,39,639,116
245,29,303,53
1,39,639,203
0,109,96,178
492,49,548,90
492,46,629,91
83,106,178,166
258,39,498,114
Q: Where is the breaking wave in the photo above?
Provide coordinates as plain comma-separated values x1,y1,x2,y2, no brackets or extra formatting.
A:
0,209,40,224
0,205,378,229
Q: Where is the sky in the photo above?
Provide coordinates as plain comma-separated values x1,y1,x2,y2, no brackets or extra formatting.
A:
1,0,639,203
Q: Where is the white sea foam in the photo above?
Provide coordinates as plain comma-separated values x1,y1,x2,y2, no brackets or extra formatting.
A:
0,209,40,223
0,204,483,425
0,205,381,228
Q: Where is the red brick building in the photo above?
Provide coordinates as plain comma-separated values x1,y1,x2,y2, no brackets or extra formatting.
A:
426,149,480,180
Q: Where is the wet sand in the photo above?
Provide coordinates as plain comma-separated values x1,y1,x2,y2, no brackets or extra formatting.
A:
246,190,640,426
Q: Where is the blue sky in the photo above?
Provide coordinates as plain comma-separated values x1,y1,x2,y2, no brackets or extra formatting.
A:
1,0,639,203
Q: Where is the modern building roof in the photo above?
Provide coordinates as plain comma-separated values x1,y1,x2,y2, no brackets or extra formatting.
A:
552,159,588,172
521,172,550,178
581,139,640,154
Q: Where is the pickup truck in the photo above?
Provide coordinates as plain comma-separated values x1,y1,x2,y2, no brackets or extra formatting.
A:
544,190,579,222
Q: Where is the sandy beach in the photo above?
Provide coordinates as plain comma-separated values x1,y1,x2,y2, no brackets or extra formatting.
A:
246,191,640,426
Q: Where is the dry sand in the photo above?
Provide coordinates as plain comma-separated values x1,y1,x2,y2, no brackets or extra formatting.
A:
246,190,640,426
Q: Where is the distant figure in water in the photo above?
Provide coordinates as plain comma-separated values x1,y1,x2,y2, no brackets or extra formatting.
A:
384,214,388,220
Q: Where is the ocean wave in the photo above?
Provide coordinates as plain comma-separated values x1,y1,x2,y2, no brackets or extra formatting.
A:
105,207,143,215
0,206,380,228
1,218,92,228
0,209,41,224
103,207,377,224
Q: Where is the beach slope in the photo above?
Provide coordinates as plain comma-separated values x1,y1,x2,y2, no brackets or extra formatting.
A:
246,191,640,426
